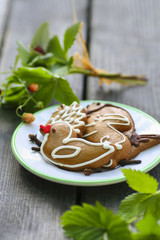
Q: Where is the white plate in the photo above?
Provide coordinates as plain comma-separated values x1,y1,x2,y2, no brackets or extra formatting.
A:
11,101,160,186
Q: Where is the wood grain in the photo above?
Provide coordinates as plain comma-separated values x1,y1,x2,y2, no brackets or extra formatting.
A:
82,0,160,205
0,0,11,54
0,0,88,239
87,0,160,120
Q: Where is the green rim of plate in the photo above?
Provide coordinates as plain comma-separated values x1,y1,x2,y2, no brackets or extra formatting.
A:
11,100,160,186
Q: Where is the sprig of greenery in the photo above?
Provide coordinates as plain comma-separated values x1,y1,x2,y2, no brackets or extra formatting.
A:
61,169,160,240
0,22,147,119
61,202,132,240
0,22,81,116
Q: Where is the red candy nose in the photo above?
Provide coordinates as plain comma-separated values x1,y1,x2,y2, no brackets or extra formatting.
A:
40,124,51,133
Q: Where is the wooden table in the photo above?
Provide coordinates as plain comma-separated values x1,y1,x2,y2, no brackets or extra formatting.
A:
0,0,160,239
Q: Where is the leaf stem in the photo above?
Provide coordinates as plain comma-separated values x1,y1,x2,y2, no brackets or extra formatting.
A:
69,67,147,85
127,216,140,224
16,95,37,117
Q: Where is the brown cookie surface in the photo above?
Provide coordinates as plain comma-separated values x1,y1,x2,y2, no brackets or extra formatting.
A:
30,101,160,173
40,122,116,171
84,103,135,167
125,133,160,161
40,102,87,137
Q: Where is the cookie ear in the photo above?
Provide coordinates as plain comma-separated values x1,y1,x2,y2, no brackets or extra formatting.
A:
51,146,81,159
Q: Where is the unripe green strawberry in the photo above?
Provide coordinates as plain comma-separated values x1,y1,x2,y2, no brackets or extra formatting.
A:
22,113,35,124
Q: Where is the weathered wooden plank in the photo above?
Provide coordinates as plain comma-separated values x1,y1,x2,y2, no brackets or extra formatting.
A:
0,0,11,50
0,0,88,239
87,0,160,120
82,0,160,206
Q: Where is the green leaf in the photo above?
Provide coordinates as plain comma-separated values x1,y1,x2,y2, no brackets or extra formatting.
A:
143,194,160,220
133,234,160,240
63,22,81,53
1,88,26,109
122,169,158,193
16,67,54,84
33,82,55,107
136,214,160,235
47,35,67,63
23,82,56,112
2,75,21,88
118,192,152,222
28,53,55,67
50,63,69,75
61,202,132,240
118,192,160,222
53,76,79,105
30,22,50,51
14,54,20,70
17,41,30,65
50,57,73,76
133,214,160,240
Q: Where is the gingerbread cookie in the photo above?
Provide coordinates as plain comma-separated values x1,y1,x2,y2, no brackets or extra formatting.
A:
29,101,160,174
40,102,87,138
125,132,160,161
40,121,116,171
84,103,135,168
39,102,133,170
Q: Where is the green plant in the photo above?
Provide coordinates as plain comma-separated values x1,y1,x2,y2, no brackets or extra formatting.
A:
61,169,160,240
0,22,147,119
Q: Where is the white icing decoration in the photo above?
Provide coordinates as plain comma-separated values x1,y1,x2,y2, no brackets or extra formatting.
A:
50,102,86,131
83,130,97,138
94,117,99,121
103,159,113,167
52,109,58,114
83,122,96,138
84,114,129,150
40,121,115,169
54,115,60,121
40,105,131,169
100,136,110,142
52,146,81,159
102,114,130,150
86,122,96,127
74,128,80,134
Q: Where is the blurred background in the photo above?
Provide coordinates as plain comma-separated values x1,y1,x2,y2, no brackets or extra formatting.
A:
0,0,160,119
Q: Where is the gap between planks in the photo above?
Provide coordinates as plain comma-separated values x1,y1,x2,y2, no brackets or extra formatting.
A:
82,0,92,100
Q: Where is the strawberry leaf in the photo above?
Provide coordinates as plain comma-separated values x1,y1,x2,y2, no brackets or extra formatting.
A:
61,202,132,240
17,41,30,66
118,192,152,222
63,22,81,53
16,67,54,84
122,169,158,193
28,53,55,67
133,214,160,240
53,76,79,105
30,22,50,51
47,35,67,63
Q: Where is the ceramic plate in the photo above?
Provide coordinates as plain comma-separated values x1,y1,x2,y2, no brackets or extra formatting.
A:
11,101,160,186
